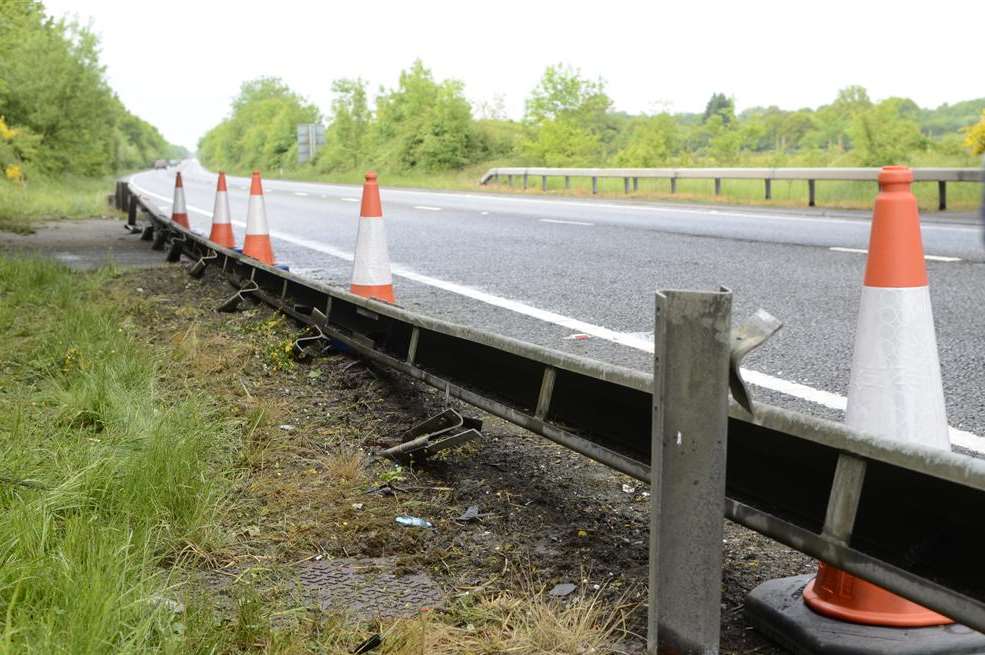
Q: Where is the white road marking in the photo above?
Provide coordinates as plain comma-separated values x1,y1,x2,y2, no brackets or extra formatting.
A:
540,219,594,226
830,246,962,262
294,192,309,197
481,211,489,215
341,198,359,203
413,205,442,211
129,176,983,451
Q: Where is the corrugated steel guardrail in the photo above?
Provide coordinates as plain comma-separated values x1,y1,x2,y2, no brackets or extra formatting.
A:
480,166,985,209
116,179,985,648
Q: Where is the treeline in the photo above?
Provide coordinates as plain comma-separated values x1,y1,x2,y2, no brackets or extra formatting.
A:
0,0,184,182
198,61,985,178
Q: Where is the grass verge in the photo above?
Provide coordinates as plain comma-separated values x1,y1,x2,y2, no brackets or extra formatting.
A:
0,177,118,234
0,259,632,653
0,256,232,653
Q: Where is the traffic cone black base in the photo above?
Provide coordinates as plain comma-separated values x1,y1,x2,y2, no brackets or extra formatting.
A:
745,575,985,655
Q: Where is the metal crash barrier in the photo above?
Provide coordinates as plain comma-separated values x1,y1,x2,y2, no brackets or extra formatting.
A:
117,182,985,654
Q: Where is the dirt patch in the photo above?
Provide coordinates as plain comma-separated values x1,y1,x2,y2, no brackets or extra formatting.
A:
115,262,813,653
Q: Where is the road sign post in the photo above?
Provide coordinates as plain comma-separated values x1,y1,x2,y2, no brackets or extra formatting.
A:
297,123,325,164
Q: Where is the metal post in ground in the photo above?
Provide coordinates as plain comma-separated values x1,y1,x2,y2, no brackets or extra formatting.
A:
523,173,528,190
592,176,598,194
542,175,547,192
564,175,571,189
808,179,816,207
127,192,138,227
765,178,772,200
671,178,677,194
633,177,639,192
714,178,722,195
648,288,732,655
507,174,513,187
938,180,947,211
624,177,630,194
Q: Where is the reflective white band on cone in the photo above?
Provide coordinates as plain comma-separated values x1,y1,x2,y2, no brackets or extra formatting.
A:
846,285,949,450
351,218,393,287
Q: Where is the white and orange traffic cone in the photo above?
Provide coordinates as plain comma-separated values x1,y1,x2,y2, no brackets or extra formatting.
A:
350,171,395,303
743,166,978,655
171,171,189,228
242,170,276,266
208,171,236,249
802,165,950,627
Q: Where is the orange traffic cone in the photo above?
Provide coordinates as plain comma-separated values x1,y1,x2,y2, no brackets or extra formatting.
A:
208,171,236,249
242,170,275,265
350,171,395,303
802,165,951,627
171,171,189,228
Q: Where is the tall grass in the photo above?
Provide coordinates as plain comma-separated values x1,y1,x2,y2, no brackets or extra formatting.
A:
0,258,230,653
0,177,117,234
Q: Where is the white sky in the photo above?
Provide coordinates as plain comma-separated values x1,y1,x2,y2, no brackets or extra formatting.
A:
44,0,985,150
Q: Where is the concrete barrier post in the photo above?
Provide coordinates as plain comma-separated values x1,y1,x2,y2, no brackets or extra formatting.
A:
648,289,732,655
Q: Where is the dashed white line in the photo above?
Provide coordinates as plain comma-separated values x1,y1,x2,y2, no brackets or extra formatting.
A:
294,192,309,197
129,176,983,451
341,198,359,203
413,205,442,211
829,246,962,262
540,219,594,226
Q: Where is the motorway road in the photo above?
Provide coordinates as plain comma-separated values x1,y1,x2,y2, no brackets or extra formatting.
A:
128,161,985,451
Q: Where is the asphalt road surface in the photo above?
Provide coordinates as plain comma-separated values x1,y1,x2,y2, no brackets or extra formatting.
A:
128,161,985,451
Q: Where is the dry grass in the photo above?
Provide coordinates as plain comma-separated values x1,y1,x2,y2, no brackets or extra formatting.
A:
375,588,632,655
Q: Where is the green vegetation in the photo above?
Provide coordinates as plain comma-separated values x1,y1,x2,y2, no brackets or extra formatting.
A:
0,1,182,231
198,63,984,204
0,176,115,234
0,258,231,653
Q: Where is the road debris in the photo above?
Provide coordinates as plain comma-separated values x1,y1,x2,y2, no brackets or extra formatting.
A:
351,633,382,654
549,583,577,598
456,505,481,523
395,516,434,529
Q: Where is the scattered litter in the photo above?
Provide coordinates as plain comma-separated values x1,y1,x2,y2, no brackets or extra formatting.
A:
278,424,295,431
351,633,382,654
549,583,577,598
136,287,144,293
351,503,364,511
366,483,406,497
395,516,434,529
563,333,591,341
577,529,589,538
621,484,636,494
456,505,481,523
147,595,185,614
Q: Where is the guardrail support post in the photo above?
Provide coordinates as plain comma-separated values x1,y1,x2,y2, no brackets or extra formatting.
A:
764,178,772,200
542,175,547,192
127,193,138,226
624,177,630,194
714,178,722,195
648,288,732,655
808,179,816,207
633,176,639,192
938,180,947,211
671,177,677,194
564,175,571,189
507,174,513,187
523,173,528,190
592,176,598,194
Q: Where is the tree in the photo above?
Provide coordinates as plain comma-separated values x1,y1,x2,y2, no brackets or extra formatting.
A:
613,114,679,166
372,60,483,170
525,64,611,131
198,77,319,171
703,93,734,125
849,99,927,166
963,110,985,155
522,118,600,167
317,78,370,172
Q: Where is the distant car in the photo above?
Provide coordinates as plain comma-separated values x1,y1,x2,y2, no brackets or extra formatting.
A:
153,159,168,170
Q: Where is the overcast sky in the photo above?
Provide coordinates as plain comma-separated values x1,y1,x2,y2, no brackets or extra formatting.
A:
43,0,985,150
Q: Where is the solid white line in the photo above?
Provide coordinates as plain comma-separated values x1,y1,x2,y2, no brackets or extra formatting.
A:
829,246,962,262
129,176,983,451
413,205,442,211
341,198,359,202
540,218,594,226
